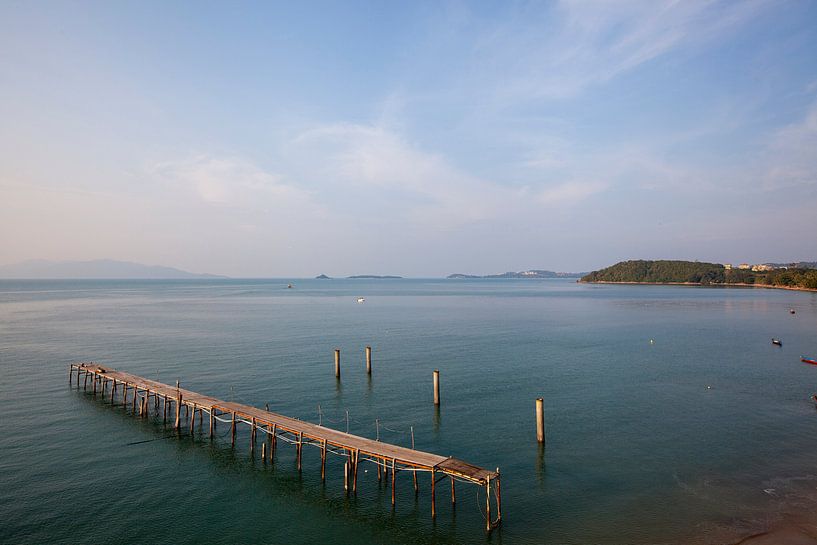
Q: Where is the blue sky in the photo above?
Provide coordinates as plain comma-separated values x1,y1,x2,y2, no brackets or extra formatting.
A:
1,1,816,276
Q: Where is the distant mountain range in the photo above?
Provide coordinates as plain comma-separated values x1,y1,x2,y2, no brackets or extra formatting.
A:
0,259,226,279
447,269,585,279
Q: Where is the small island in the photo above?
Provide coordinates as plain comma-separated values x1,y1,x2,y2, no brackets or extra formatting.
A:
580,260,817,290
315,274,331,279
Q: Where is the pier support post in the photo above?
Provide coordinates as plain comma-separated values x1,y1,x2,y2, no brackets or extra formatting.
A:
433,370,440,405
230,412,236,446
496,468,502,522
296,432,303,471
353,449,359,492
391,458,396,506
111,379,116,402
486,477,492,532
536,397,545,444
132,387,138,413
92,373,97,395
271,424,277,460
209,409,214,439
250,417,256,454
123,383,128,407
162,395,167,423
365,346,372,375
334,349,341,379
321,439,327,481
431,469,436,518
262,442,267,462
174,393,182,430
190,403,196,434
450,477,456,505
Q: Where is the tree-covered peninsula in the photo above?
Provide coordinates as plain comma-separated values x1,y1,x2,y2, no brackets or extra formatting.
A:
581,260,817,290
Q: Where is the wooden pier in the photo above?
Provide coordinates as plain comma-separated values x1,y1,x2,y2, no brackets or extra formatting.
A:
70,362,502,531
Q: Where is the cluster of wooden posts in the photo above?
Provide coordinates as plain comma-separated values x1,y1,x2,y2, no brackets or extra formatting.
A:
69,361,502,531
332,347,545,442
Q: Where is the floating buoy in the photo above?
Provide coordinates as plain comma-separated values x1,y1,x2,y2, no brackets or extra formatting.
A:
649,339,655,345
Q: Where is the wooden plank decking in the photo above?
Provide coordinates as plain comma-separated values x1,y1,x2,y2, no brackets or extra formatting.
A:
69,362,502,530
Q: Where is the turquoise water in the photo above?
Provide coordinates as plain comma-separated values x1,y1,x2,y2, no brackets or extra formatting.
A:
1,278,817,544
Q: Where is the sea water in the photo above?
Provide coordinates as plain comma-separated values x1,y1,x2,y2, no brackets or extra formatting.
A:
1,278,816,544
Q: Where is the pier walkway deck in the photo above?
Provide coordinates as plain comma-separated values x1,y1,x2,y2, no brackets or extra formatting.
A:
70,362,501,531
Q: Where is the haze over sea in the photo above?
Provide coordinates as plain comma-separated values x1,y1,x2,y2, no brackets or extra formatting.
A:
2,278,817,544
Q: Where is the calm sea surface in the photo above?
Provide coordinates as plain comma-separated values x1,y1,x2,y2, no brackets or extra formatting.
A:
1,278,817,544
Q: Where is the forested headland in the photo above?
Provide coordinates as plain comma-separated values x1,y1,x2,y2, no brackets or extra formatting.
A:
581,260,817,290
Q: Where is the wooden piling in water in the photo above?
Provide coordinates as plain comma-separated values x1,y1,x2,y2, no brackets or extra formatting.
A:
296,431,303,470
271,424,277,459
432,370,440,405
431,469,436,518
536,397,545,443
174,393,182,430
495,467,502,521
209,408,214,438
321,439,327,481
353,449,359,492
485,477,492,532
231,412,236,446
450,477,456,504
365,346,372,374
250,417,256,454
391,458,396,506
334,349,341,379
344,460,349,492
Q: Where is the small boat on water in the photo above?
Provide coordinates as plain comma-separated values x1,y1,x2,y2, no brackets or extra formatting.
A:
802,356,817,365
357,297,365,304
790,308,796,314
772,338,782,346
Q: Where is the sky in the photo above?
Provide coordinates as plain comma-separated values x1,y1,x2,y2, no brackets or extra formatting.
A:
1,1,816,277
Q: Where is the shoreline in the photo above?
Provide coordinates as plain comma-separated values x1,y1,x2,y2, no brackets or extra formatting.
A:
579,280,817,293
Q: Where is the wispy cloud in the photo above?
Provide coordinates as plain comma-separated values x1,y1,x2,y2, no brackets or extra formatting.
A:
290,124,511,228
764,100,817,190
477,0,772,100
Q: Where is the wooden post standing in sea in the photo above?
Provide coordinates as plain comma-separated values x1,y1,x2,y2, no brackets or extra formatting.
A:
536,397,545,443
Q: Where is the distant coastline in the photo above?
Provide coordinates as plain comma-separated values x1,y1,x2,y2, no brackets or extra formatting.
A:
448,269,584,279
